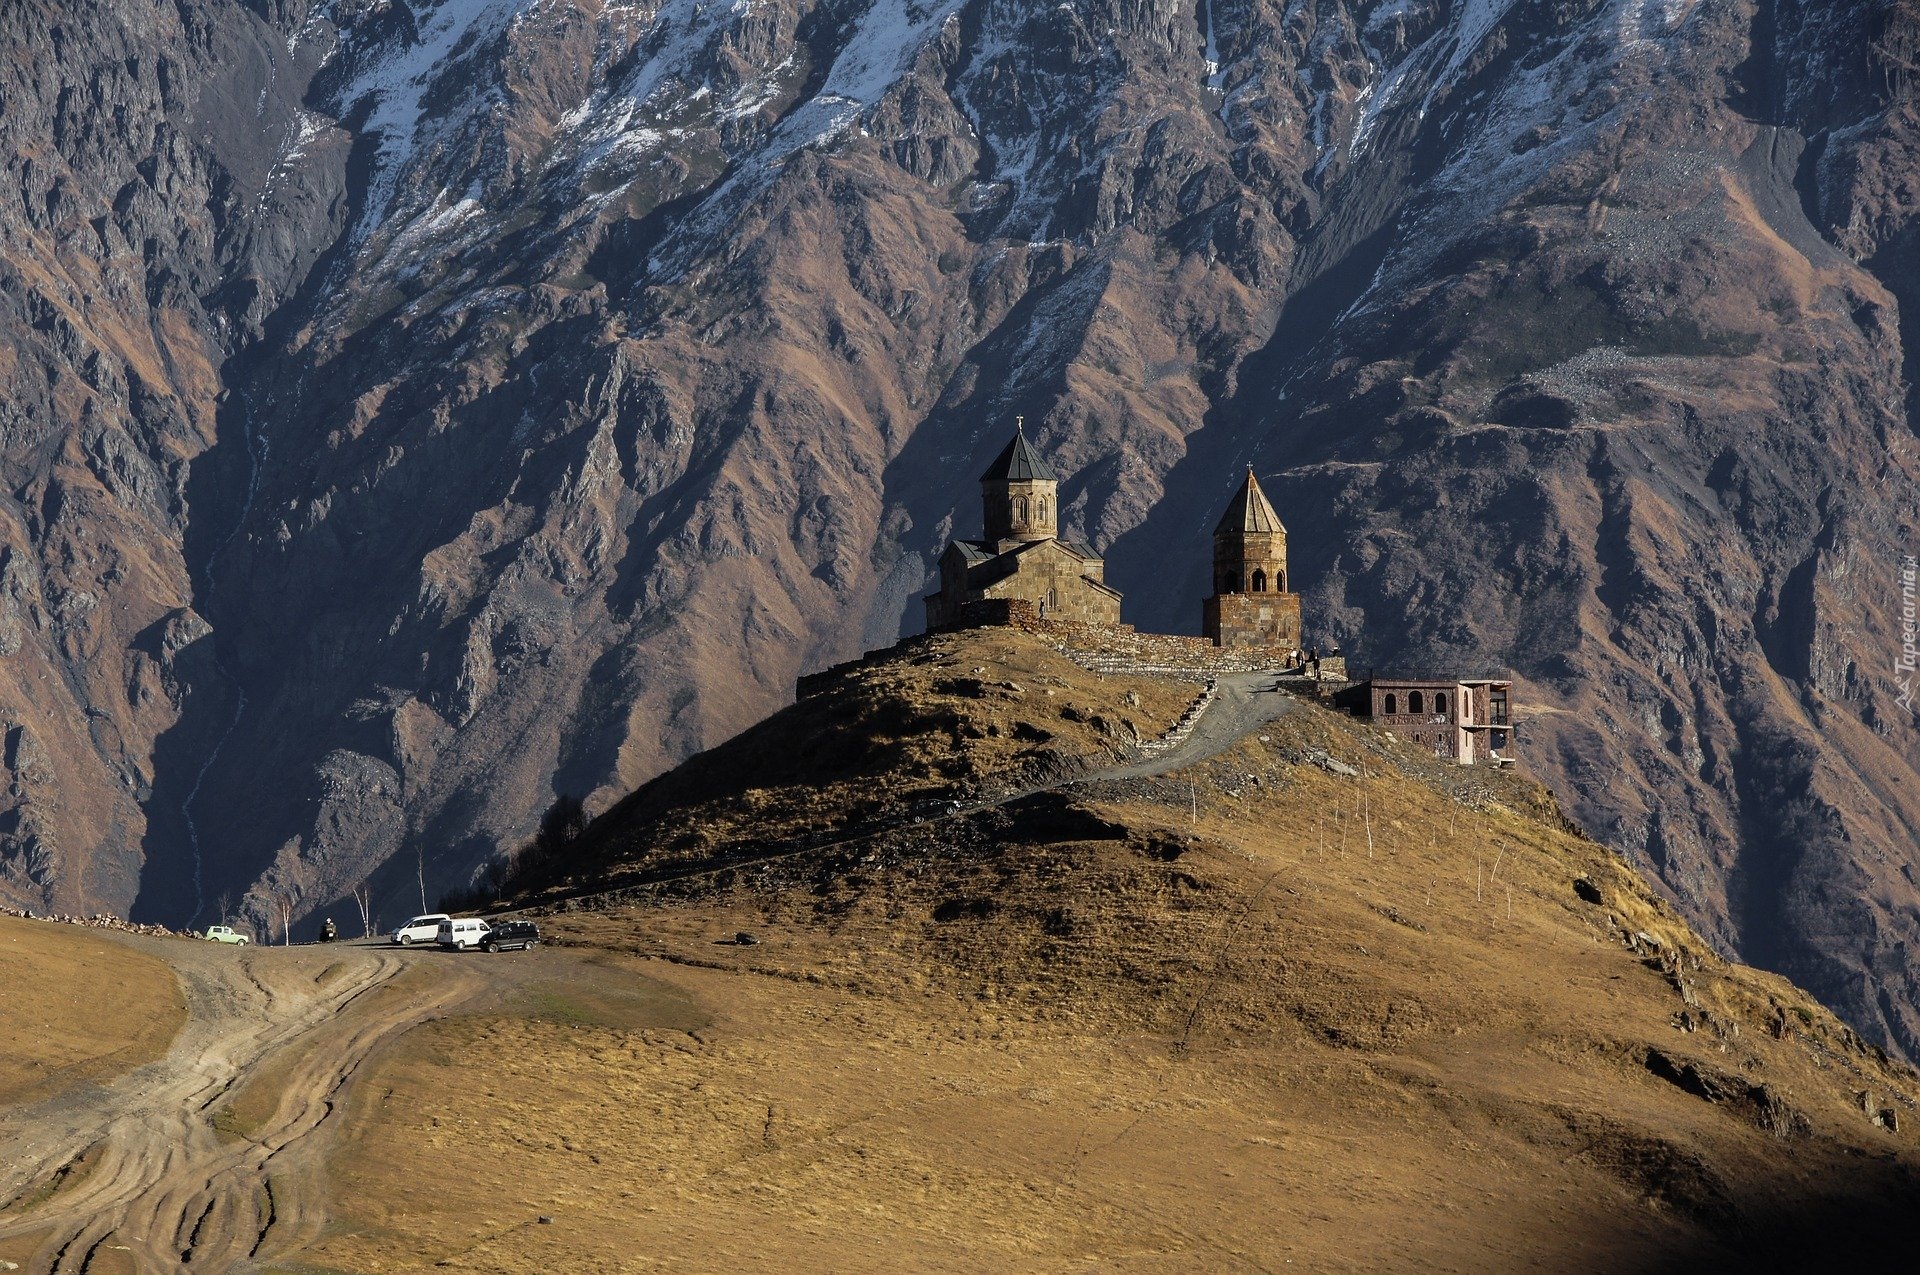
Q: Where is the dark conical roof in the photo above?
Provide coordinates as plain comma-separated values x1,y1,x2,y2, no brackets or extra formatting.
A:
980,425,1057,483
1214,468,1284,535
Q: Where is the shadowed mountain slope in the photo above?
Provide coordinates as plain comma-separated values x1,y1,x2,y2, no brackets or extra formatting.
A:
0,1,1916,1068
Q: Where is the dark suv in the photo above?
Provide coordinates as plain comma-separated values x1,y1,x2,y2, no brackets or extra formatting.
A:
482,920,540,953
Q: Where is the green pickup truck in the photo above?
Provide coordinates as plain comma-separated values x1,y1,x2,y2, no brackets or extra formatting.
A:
203,925,250,946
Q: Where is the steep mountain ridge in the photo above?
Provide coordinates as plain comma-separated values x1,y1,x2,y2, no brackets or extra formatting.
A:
1,0,1917,1060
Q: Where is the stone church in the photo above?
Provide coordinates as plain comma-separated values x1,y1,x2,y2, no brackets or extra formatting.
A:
923,425,1123,631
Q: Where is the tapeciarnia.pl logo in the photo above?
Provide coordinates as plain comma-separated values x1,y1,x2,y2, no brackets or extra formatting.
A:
1900,554,1918,712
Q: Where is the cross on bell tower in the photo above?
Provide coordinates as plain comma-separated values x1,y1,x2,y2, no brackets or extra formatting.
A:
979,418,1059,545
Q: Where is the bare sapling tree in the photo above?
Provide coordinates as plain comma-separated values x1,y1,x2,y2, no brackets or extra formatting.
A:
351,883,374,938
215,890,233,926
416,844,427,914
1362,770,1375,859
272,891,294,946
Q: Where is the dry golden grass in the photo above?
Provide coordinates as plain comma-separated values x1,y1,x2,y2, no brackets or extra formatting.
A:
0,917,185,1106
549,630,1199,893
291,631,1920,1272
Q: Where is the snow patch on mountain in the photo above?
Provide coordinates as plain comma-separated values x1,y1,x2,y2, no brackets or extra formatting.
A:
1341,0,1693,325
330,0,525,236
826,0,966,102
1351,0,1518,158
1619,0,1699,46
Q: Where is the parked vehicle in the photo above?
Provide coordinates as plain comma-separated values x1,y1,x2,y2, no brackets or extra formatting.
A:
436,917,491,950
391,913,450,945
481,920,540,953
203,925,250,946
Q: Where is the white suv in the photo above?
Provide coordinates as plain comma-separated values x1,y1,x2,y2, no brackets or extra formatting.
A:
436,917,491,950
391,913,450,945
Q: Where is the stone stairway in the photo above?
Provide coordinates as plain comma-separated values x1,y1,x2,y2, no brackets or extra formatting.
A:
1137,678,1219,756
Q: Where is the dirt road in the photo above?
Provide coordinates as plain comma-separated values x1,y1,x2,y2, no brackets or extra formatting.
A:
0,938,486,1273
969,670,1300,807
1071,671,1297,784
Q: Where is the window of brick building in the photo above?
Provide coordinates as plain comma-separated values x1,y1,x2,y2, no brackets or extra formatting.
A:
1384,693,1397,715
1409,690,1425,714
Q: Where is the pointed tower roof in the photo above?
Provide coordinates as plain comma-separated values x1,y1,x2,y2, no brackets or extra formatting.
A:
980,423,1057,483
1214,467,1285,535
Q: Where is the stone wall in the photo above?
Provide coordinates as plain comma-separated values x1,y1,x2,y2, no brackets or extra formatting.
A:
1026,620,1321,679
1203,592,1302,649
797,615,1350,705
979,553,1121,626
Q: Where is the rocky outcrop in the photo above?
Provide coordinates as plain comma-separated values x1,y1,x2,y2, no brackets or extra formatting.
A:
1,1,1918,1059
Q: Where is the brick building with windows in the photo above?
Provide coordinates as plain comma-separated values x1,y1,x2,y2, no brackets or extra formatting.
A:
1343,675,1514,765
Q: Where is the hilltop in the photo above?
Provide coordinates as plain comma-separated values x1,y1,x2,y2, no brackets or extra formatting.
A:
316,628,1920,1270
4,626,1917,1271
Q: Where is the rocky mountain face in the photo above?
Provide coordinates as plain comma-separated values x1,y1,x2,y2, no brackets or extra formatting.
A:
1,0,1917,1053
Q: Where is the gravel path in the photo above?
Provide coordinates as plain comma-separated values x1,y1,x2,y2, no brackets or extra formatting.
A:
1067,672,1298,785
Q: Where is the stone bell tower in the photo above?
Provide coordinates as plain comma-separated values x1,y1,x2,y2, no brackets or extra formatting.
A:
980,419,1058,546
1203,468,1301,649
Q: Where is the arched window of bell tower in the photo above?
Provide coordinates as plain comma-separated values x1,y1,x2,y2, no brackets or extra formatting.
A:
1014,496,1028,524
1252,569,1267,592
1224,571,1241,594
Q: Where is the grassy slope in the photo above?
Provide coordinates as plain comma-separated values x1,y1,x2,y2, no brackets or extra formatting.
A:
0,916,185,1107
301,630,1919,1272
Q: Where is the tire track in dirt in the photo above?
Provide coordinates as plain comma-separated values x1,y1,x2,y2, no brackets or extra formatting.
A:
0,941,489,1273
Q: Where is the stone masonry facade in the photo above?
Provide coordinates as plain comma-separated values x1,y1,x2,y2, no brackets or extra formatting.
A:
924,426,1123,632
1204,592,1303,650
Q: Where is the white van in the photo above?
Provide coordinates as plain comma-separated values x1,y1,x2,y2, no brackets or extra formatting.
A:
436,917,492,950
392,913,450,945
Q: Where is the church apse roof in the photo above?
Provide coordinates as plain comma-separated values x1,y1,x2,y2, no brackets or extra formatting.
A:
1214,468,1285,535
980,425,1057,483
